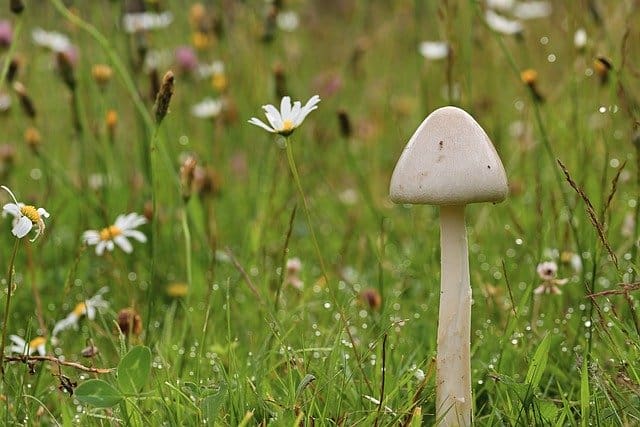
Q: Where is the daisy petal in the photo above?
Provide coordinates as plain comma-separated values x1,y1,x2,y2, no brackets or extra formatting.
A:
114,235,133,253
123,229,147,243
2,203,20,217
248,118,275,133
263,104,283,129
12,216,33,238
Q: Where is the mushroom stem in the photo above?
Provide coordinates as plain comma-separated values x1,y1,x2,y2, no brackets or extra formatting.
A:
437,204,472,426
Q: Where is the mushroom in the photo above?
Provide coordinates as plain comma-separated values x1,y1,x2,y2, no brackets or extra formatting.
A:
389,106,508,426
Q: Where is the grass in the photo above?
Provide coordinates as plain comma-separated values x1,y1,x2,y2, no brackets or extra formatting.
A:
0,0,639,425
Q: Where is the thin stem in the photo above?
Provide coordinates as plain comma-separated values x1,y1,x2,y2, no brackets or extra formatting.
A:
284,139,328,283
1,238,20,378
181,205,192,288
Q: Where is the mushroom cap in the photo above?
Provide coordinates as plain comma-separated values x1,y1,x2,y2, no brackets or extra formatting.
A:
389,106,508,205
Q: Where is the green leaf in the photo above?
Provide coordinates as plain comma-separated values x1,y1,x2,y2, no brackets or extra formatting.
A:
201,384,226,423
536,398,558,423
117,346,152,394
525,333,551,388
580,357,590,427
75,379,123,408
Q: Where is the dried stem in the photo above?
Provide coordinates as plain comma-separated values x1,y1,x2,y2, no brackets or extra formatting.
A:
557,159,619,270
5,354,114,374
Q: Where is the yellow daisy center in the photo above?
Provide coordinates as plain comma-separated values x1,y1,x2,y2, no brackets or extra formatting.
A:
73,302,87,316
99,225,122,241
20,205,40,223
281,120,294,132
29,336,46,349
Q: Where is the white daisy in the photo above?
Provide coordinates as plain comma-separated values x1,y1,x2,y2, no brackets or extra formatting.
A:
574,28,587,49
277,11,300,32
122,11,173,33
8,335,46,356
191,98,223,118
418,41,449,60
197,60,225,79
513,1,551,20
248,95,321,136
31,28,71,53
2,185,50,241
485,10,523,35
82,213,147,256
52,287,109,337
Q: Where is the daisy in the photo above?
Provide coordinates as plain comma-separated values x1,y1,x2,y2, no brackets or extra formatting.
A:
485,10,523,35
82,213,147,255
534,261,569,295
52,287,109,337
31,28,71,53
513,1,551,20
8,335,46,356
418,41,449,60
122,11,173,33
284,257,304,290
191,98,223,118
276,11,300,32
248,95,321,136
2,185,50,241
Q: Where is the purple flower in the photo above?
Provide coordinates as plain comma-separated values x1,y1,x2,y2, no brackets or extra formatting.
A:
175,46,198,73
0,20,12,48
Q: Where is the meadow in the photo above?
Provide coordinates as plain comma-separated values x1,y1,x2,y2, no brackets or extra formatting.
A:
0,0,639,425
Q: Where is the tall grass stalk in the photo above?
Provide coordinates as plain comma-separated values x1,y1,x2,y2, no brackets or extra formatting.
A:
0,238,20,378
284,138,328,283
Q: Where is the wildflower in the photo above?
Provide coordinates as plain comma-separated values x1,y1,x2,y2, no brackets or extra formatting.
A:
91,64,113,87
0,20,12,48
31,28,71,53
8,335,46,356
82,213,147,255
2,186,49,241
166,282,188,298
520,68,544,102
574,28,587,49
24,127,41,153
360,288,382,311
593,57,612,85
197,60,224,79
513,1,551,20
248,95,321,136
485,10,523,35
0,92,11,113
106,110,118,140
418,41,449,60
414,368,426,382
117,308,142,337
175,46,198,74
276,11,299,32
122,11,173,33
486,0,514,11
191,97,223,119
560,251,582,273
534,261,568,295
192,31,213,50
52,287,109,337
285,258,304,290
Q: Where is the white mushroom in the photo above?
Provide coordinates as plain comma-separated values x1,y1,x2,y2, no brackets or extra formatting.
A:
389,106,508,426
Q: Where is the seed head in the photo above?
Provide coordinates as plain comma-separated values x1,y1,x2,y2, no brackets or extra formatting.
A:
56,51,76,91
360,288,382,311
594,57,612,85
13,81,36,118
337,109,352,138
91,64,113,87
180,155,197,202
10,0,25,14
24,127,41,154
154,70,175,124
117,308,142,337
